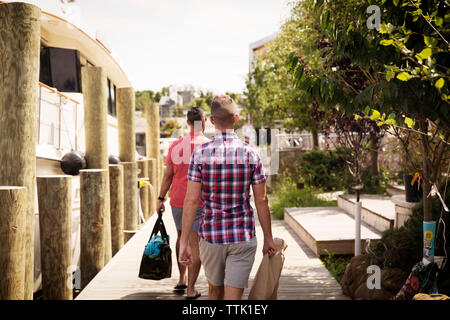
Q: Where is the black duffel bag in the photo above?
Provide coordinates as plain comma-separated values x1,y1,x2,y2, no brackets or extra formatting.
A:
138,209,172,280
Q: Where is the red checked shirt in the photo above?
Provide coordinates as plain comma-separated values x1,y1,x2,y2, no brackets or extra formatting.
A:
187,131,267,244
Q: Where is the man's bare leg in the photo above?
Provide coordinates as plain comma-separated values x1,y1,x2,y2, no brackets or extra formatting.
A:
208,282,224,300
224,285,244,300
175,229,186,288
186,232,201,297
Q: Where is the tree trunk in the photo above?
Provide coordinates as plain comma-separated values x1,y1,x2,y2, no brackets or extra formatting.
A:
311,127,319,149
369,135,379,177
0,2,41,300
419,119,433,222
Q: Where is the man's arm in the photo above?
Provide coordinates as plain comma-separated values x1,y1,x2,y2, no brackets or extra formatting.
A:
157,163,174,213
252,182,276,256
178,180,202,266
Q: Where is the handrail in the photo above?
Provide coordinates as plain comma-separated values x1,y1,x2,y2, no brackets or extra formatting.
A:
39,82,80,105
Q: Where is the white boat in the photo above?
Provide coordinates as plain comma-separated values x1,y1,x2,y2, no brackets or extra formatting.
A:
31,5,133,293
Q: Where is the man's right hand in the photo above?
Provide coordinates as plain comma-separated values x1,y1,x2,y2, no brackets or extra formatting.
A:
157,200,165,213
263,237,277,257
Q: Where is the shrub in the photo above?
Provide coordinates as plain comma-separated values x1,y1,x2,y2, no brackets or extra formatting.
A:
269,175,337,219
367,182,450,294
320,253,353,284
299,147,353,192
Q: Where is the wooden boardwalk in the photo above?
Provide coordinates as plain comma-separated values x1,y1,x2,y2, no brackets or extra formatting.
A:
76,203,349,300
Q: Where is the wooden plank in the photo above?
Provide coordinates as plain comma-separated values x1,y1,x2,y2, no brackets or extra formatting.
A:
338,194,395,232
76,203,349,300
285,207,381,256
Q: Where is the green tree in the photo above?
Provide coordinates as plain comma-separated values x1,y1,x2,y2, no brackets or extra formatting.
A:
161,119,181,138
242,1,327,147
287,0,449,221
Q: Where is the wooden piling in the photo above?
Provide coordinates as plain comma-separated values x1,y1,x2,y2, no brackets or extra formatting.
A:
145,103,161,192
80,169,108,289
137,160,149,221
160,156,165,192
148,158,158,201
109,165,124,256
0,187,27,300
147,182,156,218
117,87,136,163
0,3,41,300
121,162,138,243
81,66,112,265
36,176,73,300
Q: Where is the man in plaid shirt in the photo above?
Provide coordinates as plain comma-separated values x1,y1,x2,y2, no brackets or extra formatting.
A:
179,95,276,300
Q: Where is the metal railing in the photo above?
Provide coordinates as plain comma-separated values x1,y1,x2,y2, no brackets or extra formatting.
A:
38,82,79,156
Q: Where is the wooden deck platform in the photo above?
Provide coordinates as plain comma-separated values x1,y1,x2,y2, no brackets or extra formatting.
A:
284,207,381,256
338,194,395,232
76,203,349,300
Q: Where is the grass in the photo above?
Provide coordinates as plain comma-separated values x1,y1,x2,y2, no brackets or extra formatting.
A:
269,180,337,219
319,253,353,284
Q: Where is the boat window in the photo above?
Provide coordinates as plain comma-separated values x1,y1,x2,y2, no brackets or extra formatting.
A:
107,78,117,117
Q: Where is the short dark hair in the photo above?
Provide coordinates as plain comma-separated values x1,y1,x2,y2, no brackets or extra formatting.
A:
187,107,205,125
211,95,237,128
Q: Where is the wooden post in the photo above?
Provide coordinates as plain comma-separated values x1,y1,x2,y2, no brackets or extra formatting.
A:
117,87,136,163
0,3,41,300
137,160,149,221
121,162,138,243
148,158,158,207
81,66,112,265
160,156,165,192
0,187,27,300
145,103,161,192
109,165,124,256
146,159,156,217
36,176,72,300
80,169,108,289
147,182,156,218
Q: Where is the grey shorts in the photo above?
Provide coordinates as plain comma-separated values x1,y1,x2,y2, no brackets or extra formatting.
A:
199,237,257,289
171,206,202,232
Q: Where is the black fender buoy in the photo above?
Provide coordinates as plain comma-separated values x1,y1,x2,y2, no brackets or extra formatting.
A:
60,151,87,176
109,155,121,164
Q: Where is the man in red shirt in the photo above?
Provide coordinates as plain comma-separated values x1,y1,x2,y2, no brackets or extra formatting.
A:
179,95,276,300
157,107,209,299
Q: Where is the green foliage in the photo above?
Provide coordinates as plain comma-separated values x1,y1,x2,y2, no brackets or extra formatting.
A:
299,148,352,191
173,104,185,117
186,90,215,112
320,253,353,284
160,120,181,138
242,0,324,131
285,0,449,222
270,175,337,219
135,87,170,111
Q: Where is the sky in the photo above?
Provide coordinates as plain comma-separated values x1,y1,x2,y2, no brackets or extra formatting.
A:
21,0,291,94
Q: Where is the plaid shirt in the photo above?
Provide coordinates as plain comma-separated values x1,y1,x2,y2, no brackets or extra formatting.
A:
187,131,267,244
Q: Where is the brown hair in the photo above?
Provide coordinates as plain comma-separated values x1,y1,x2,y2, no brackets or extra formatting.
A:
187,107,205,125
210,95,237,128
